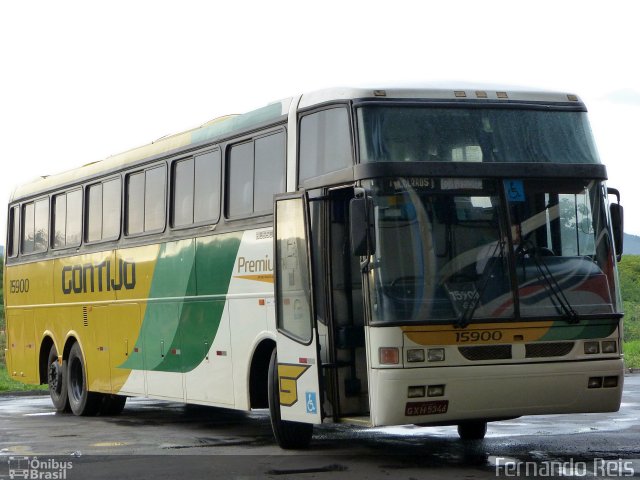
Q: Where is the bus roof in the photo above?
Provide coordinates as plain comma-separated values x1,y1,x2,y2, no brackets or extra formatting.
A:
10,86,584,203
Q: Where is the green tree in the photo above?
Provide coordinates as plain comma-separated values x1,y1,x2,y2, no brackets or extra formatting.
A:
619,255,640,342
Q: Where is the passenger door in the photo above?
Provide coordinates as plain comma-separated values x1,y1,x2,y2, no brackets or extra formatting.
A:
273,192,322,424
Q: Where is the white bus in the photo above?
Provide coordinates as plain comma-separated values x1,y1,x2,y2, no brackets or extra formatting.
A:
4,87,624,449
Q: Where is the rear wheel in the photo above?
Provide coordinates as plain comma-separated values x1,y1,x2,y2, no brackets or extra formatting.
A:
66,342,101,416
47,344,69,413
457,421,488,440
268,349,313,449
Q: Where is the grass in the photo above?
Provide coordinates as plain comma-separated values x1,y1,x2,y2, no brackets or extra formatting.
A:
0,323,47,393
0,364,47,393
624,340,640,370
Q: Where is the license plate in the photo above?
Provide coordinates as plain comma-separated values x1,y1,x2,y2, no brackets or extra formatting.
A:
405,400,449,416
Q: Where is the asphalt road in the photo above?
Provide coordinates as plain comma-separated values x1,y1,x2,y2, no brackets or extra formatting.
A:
1,374,638,479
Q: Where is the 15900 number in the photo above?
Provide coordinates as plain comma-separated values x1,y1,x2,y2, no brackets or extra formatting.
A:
455,330,502,343
10,278,30,293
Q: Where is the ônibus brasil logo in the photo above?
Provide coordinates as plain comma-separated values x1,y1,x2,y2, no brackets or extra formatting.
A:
3,457,72,480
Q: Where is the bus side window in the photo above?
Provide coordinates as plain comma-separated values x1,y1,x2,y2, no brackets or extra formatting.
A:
194,150,221,224
254,131,285,214
299,107,352,184
7,205,19,257
126,165,166,236
226,130,285,218
50,188,83,249
22,199,48,254
86,178,121,243
227,141,254,217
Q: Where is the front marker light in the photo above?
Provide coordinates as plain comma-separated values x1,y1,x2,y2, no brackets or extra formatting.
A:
602,341,617,354
379,347,400,365
407,349,425,363
427,348,445,362
584,342,600,354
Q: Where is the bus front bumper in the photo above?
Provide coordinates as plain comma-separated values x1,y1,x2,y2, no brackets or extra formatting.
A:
368,359,624,427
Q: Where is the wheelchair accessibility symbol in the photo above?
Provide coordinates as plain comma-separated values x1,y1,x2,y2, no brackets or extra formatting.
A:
305,391,317,414
504,179,525,202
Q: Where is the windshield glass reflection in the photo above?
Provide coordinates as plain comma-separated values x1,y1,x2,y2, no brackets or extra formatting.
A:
366,177,617,325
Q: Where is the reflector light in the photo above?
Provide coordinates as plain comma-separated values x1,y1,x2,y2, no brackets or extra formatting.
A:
407,349,425,363
408,386,425,398
603,376,619,388
427,385,445,397
588,377,603,389
584,342,600,354
379,347,400,365
602,341,617,354
427,348,445,362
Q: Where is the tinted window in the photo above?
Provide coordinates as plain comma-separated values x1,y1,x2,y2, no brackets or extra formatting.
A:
227,132,285,218
22,202,35,253
8,205,19,257
173,158,194,227
254,132,286,213
54,189,83,248
228,141,254,217
102,178,121,239
87,183,103,242
172,150,221,227
127,172,145,235
34,199,48,252
126,166,167,235
53,193,67,248
22,199,48,254
66,189,82,246
194,150,220,223
145,166,166,232
299,108,352,182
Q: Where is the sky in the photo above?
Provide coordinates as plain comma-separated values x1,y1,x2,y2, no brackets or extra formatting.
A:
1,0,639,242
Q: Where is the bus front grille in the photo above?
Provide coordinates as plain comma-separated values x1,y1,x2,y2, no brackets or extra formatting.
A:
458,345,512,361
525,342,575,358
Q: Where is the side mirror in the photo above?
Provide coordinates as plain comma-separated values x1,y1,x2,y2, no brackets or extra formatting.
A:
608,188,624,262
350,195,376,257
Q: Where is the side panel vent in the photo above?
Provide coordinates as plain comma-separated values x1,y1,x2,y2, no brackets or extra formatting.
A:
82,307,89,327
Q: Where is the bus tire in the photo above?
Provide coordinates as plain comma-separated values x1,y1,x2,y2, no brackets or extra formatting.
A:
267,349,313,449
100,395,127,415
47,344,70,413
66,342,101,416
457,421,487,440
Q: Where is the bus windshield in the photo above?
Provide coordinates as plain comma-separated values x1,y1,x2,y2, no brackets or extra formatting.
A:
357,106,600,164
365,177,617,325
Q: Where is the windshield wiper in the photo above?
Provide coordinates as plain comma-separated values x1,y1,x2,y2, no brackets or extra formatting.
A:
456,239,505,329
519,243,579,323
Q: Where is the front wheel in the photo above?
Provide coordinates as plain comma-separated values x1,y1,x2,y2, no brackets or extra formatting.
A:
267,349,313,449
47,344,69,413
66,342,101,416
457,421,488,440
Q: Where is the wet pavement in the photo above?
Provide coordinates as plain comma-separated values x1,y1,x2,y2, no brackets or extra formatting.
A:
0,374,638,479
